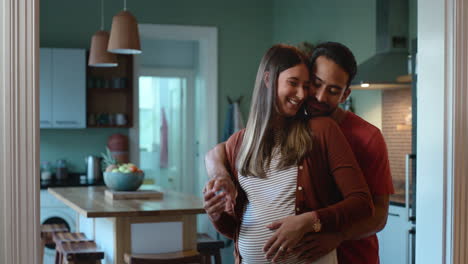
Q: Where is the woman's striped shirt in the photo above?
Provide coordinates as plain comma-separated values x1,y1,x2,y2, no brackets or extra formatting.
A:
237,147,337,264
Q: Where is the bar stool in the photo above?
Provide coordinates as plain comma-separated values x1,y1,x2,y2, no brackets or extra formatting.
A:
56,240,104,264
124,250,203,264
53,232,93,264
40,224,69,264
197,233,224,264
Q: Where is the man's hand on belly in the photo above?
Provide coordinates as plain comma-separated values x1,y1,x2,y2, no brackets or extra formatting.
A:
292,232,344,262
263,214,312,262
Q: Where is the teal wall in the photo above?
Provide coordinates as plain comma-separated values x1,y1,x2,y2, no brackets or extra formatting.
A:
40,0,273,171
272,0,383,127
40,128,128,172
351,90,382,129
272,0,376,64
409,0,417,49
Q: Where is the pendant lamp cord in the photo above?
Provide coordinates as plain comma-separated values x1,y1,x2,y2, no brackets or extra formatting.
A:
124,0,127,11
100,0,104,30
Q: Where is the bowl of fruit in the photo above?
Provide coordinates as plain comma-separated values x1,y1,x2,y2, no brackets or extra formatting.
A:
102,148,144,192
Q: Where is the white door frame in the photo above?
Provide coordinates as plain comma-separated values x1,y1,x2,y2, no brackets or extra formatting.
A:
0,0,41,264
446,2,468,262
137,67,196,194
416,0,468,263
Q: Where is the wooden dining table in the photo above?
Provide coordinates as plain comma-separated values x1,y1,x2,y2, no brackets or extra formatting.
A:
48,186,205,264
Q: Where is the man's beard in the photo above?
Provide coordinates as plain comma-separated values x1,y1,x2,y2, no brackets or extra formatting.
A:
305,97,335,117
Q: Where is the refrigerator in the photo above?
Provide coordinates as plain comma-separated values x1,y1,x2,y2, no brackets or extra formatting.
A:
378,39,417,264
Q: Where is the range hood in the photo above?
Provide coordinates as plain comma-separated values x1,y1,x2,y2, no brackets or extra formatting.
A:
351,0,411,90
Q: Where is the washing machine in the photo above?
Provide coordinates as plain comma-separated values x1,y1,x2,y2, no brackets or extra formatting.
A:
40,190,77,264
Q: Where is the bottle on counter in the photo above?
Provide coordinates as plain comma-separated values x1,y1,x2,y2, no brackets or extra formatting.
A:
55,159,68,181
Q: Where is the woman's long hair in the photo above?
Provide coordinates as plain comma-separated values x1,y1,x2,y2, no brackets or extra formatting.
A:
236,44,313,178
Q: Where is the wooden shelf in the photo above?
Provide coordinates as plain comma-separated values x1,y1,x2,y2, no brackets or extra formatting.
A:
396,74,412,83
350,83,411,90
88,88,130,93
86,53,134,128
396,124,412,131
87,125,132,128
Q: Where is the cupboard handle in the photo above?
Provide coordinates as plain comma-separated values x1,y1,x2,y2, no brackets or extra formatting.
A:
407,227,416,264
55,121,78,125
40,120,51,124
405,154,416,221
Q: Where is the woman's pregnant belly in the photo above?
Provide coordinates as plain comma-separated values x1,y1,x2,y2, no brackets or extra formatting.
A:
238,203,337,264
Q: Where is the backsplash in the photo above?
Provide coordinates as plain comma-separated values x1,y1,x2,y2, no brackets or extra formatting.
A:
40,128,129,173
382,88,412,202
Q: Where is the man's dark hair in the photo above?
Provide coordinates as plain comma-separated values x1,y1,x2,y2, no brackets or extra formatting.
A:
309,42,357,88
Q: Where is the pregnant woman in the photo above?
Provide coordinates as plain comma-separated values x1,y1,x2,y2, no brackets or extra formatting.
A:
203,44,373,264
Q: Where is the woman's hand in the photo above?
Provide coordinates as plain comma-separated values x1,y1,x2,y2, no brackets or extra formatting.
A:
263,213,312,262
203,177,237,211
203,189,227,222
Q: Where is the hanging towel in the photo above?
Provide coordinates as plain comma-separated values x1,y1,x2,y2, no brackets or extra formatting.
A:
222,98,244,141
233,101,244,132
222,104,234,141
160,107,169,168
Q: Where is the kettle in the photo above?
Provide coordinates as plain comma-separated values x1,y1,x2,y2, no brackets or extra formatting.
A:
85,156,102,182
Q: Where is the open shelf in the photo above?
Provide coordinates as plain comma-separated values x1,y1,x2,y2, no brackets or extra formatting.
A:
87,124,132,128
87,88,130,93
86,54,134,128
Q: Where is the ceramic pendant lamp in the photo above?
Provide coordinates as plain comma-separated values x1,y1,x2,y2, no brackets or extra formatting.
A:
89,0,118,67
107,0,142,54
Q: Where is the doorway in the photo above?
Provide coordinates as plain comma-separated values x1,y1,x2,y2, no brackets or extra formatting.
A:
129,24,218,199
138,69,195,193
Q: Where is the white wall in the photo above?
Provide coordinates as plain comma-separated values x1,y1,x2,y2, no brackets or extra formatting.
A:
416,0,447,263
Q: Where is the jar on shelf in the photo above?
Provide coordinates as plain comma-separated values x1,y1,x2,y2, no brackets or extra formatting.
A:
40,161,53,181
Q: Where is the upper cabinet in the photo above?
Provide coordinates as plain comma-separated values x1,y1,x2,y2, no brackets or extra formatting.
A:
40,48,86,129
40,48,53,128
86,54,134,128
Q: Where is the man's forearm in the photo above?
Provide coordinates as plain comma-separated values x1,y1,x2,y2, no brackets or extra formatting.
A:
205,142,231,179
341,195,390,240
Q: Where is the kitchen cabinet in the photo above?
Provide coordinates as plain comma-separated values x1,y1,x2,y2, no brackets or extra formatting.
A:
86,54,134,128
378,205,414,264
40,48,86,129
40,48,53,128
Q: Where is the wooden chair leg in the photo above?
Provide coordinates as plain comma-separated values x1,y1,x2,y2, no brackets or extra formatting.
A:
63,261,101,264
201,255,211,264
214,252,222,264
54,250,60,264
40,239,46,264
